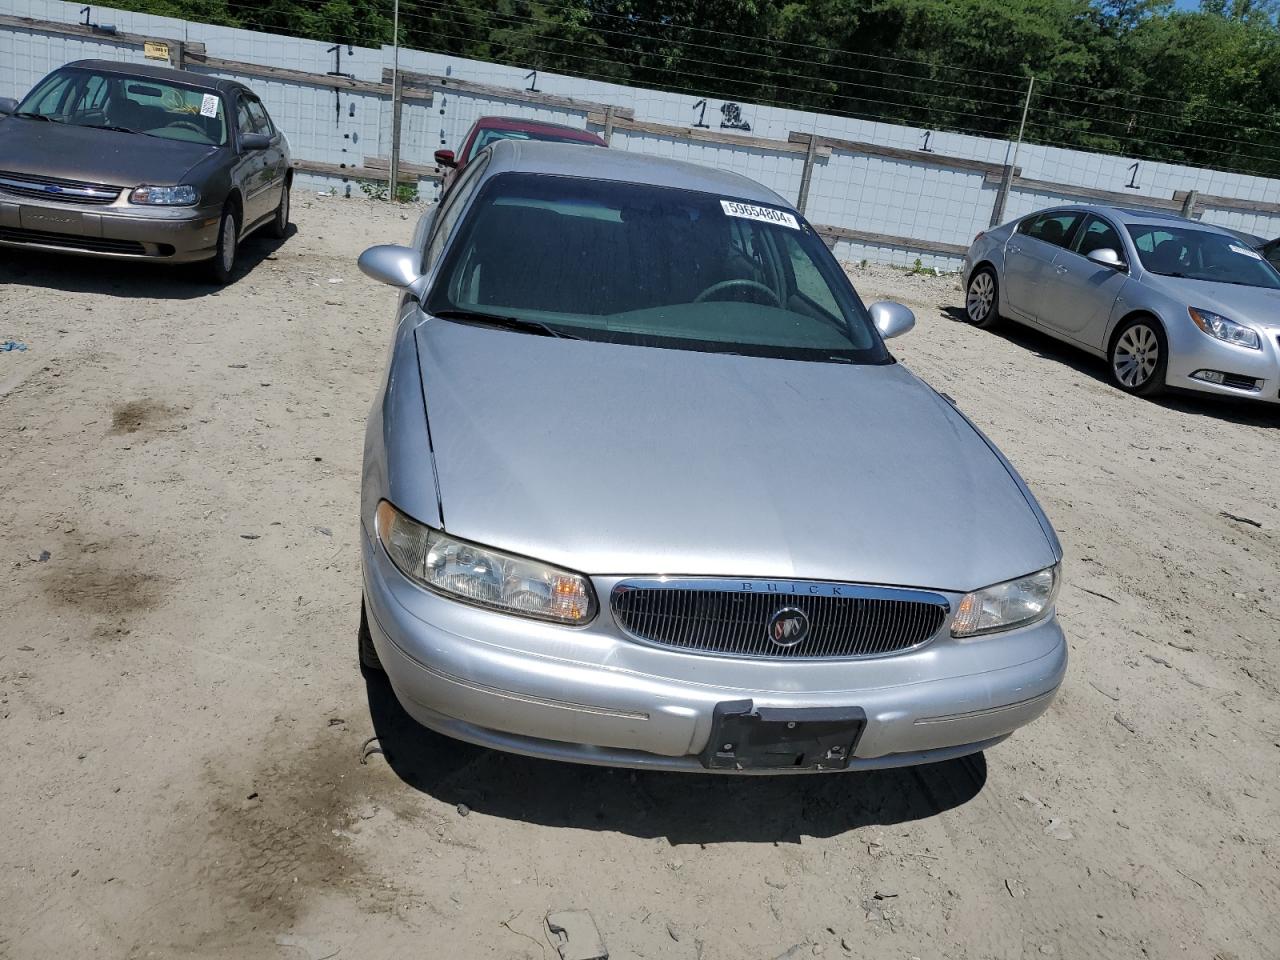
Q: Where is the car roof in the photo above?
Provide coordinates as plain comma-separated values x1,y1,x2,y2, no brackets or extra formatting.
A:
478,138,791,207
474,115,605,143
64,59,252,97
1027,202,1241,235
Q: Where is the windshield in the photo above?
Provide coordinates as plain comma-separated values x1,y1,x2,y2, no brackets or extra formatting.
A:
468,128,597,160
1126,224,1280,289
426,173,888,364
16,67,227,146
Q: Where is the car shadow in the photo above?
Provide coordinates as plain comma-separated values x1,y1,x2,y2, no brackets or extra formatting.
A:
361,667,987,844
943,305,1280,427
0,225,297,300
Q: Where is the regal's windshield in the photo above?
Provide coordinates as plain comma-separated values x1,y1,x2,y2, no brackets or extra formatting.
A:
16,67,227,146
1127,224,1280,289
426,173,888,364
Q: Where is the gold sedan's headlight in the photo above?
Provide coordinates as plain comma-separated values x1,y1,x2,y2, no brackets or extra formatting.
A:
951,565,1060,638
375,500,596,625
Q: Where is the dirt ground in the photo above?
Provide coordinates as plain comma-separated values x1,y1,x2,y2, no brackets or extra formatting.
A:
1,197,1278,960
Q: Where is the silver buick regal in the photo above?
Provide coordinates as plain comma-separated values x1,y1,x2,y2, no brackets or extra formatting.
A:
356,140,1065,774
964,204,1280,403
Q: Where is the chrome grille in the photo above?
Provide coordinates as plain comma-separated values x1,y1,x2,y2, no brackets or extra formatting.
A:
0,171,121,205
611,579,949,660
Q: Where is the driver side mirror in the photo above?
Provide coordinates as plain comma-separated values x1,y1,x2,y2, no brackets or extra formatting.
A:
0,97,17,116
359,244,423,291
1086,248,1126,271
240,132,270,151
434,149,457,168
869,301,916,340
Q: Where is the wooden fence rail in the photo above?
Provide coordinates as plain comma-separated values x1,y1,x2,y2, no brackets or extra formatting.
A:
391,68,632,121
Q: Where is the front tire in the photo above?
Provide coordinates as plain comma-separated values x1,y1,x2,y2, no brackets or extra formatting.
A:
359,598,383,672
206,204,239,284
266,180,290,239
1108,317,1167,397
965,267,1001,329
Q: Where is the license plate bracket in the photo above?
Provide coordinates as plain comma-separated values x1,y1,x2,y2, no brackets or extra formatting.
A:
699,699,866,771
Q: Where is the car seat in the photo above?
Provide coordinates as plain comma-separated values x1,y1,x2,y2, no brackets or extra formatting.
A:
1040,219,1066,245
1148,238,1186,273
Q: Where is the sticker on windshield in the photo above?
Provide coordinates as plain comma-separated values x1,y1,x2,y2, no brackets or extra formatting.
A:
1229,243,1262,260
199,94,220,118
720,200,799,230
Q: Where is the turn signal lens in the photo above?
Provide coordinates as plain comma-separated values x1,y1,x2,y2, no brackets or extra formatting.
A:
374,500,596,625
952,565,1060,638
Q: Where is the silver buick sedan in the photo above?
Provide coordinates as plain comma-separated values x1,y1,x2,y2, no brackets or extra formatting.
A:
356,140,1065,774
964,205,1280,403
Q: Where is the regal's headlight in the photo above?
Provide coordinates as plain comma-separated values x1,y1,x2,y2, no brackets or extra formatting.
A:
375,500,596,625
1189,307,1260,349
951,565,1060,638
129,184,199,206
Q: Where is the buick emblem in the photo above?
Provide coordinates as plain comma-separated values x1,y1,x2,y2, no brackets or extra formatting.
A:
768,606,810,647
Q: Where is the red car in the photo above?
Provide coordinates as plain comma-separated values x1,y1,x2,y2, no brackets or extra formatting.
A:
434,116,606,192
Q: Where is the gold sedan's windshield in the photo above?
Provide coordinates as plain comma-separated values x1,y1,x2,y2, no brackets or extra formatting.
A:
16,67,228,146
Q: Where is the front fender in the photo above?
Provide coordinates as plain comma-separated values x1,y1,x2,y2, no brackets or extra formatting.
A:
1103,279,1183,351
361,305,442,542
186,155,234,210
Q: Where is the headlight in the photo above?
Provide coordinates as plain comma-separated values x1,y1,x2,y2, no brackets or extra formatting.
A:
1189,307,1260,349
129,184,199,206
951,565,1059,638
374,500,596,625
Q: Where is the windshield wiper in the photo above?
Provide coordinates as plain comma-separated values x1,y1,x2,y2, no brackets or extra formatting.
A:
13,112,59,122
1203,276,1269,288
1156,270,1257,286
432,308,581,340
83,123,139,135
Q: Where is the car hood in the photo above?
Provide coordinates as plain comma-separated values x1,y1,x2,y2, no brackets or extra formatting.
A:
0,117,217,186
1143,274,1280,332
415,320,1057,592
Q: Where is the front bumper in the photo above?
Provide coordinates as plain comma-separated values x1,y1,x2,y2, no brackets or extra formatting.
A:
362,531,1067,774
1163,324,1280,405
0,194,222,263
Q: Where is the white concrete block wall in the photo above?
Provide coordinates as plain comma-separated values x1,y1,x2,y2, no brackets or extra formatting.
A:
4,0,1280,269
0,26,136,87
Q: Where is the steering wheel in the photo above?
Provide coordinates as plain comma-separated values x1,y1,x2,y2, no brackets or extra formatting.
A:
693,278,781,307
169,120,207,136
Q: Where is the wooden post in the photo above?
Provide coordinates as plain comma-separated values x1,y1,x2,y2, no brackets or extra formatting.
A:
1180,189,1199,219
388,72,403,201
796,132,819,214
990,164,1015,227
602,105,616,145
